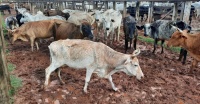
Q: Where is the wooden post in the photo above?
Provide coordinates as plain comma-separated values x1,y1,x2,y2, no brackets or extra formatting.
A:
172,3,178,21
31,3,36,15
72,1,75,10
182,1,192,24
59,2,64,10
123,1,127,18
96,1,98,10
105,1,108,10
135,1,140,21
113,1,116,10
63,2,66,9
41,3,44,11
180,2,185,21
82,1,85,11
0,15,10,104
147,1,154,23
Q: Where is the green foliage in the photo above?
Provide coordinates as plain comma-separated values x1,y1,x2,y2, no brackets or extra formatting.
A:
9,75,22,96
137,36,181,53
7,63,16,72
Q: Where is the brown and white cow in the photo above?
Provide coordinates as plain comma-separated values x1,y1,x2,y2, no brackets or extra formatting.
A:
11,19,61,51
44,39,144,93
167,27,200,72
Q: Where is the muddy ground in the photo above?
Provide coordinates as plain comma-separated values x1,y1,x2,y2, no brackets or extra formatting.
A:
3,9,200,104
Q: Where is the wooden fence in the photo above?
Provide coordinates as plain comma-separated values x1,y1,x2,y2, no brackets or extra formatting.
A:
0,15,10,104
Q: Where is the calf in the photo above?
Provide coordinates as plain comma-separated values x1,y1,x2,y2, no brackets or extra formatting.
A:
102,9,122,44
123,14,137,53
44,39,144,93
54,20,93,40
167,28,200,72
11,19,61,51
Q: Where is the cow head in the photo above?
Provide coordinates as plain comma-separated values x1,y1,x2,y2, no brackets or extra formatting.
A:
11,29,28,44
93,10,104,22
143,23,154,37
167,27,188,47
118,49,144,80
102,14,115,31
172,21,191,32
80,22,93,40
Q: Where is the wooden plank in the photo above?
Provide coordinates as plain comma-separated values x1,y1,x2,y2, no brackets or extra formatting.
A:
135,1,140,21
172,2,178,21
113,1,116,10
123,1,127,18
182,1,192,24
105,1,108,10
148,1,154,22
179,2,185,21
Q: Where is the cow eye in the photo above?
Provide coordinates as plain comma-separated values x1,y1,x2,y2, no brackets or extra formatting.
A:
133,64,138,67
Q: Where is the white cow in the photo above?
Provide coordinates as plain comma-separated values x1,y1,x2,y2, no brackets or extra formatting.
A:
92,10,104,40
195,9,200,19
20,11,66,23
44,39,144,93
102,9,122,44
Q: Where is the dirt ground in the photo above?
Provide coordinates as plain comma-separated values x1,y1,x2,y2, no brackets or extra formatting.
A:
3,9,200,104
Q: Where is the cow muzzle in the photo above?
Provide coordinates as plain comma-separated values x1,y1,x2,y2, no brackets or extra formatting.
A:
106,28,109,30
95,19,99,22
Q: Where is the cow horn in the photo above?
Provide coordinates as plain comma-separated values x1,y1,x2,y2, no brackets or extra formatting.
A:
132,49,140,56
171,25,183,32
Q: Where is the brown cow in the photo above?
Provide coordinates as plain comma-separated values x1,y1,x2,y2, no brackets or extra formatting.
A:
12,19,61,51
54,19,93,41
167,28,200,72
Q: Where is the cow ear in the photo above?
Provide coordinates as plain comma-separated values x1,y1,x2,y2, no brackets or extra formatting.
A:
91,13,95,16
111,19,115,22
180,30,189,39
136,25,144,30
124,58,130,65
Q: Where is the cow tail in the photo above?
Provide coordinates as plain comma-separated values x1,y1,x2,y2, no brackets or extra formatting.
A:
48,45,53,63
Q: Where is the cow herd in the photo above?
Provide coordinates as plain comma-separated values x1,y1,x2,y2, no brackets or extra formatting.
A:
4,7,200,93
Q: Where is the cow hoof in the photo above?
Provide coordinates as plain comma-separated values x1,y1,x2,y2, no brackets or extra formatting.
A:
60,81,65,85
113,87,119,91
83,90,88,94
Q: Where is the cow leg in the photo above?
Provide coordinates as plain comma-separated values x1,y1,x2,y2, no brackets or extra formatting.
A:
55,68,65,84
189,59,198,73
161,40,165,54
182,50,188,65
44,63,62,87
178,48,184,61
133,36,137,50
84,67,95,93
35,39,39,50
30,37,35,51
129,38,133,49
153,38,158,53
104,31,107,44
125,38,128,53
117,26,120,41
107,69,120,91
